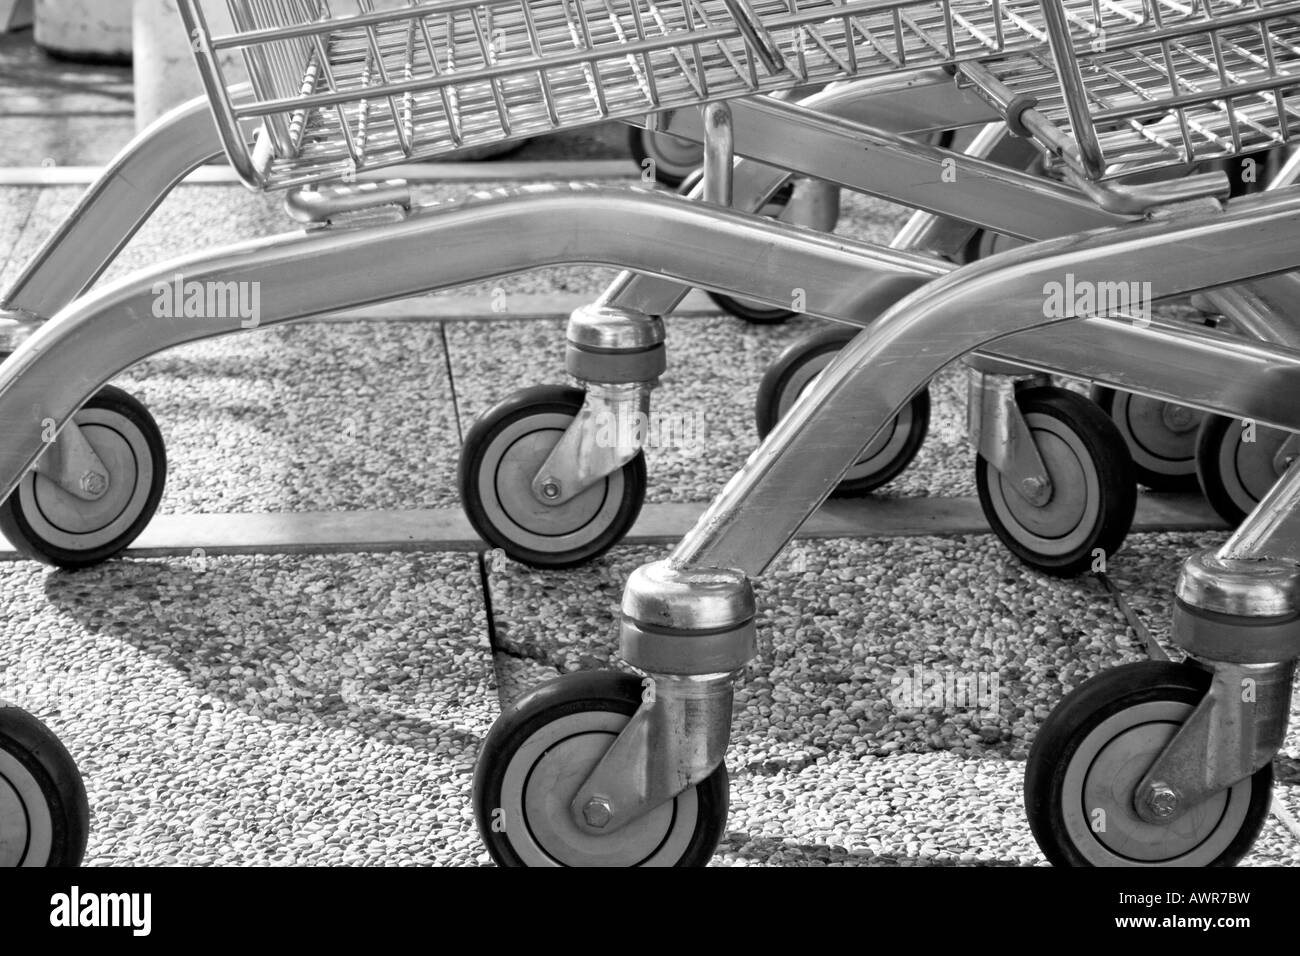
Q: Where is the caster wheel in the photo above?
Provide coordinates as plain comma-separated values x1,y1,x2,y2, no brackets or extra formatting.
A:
1025,661,1272,866
1091,387,1203,493
1194,414,1292,526
629,125,702,188
459,385,646,568
976,385,1136,576
0,385,166,570
473,670,728,867
0,705,89,866
756,326,930,496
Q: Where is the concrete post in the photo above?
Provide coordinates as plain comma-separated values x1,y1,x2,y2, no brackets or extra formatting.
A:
134,0,242,130
34,0,131,61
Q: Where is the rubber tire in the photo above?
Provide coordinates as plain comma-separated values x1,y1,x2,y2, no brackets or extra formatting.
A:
975,386,1136,577
1091,386,1202,493
0,705,89,867
459,385,646,569
0,384,166,570
1025,661,1273,867
706,291,799,325
628,125,701,188
1194,413,1289,527
756,326,931,496
473,670,728,867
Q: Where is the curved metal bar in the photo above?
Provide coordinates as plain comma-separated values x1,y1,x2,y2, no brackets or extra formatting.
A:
668,187,1300,575
0,185,945,504
1,89,251,322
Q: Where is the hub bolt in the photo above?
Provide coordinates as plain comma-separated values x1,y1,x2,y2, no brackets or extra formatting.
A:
1146,784,1179,819
80,470,108,497
582,798,613,829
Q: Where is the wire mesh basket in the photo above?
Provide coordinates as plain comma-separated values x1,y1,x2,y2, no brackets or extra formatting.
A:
181,0,1300,190
966,0,1300,180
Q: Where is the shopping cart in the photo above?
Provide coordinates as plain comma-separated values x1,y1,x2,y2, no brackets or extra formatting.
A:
453,49,1300,575
2,0,1300,866
0,0,1277,576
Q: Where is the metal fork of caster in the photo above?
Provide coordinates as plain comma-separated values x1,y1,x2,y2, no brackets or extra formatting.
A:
472,670,728,867
1025,661,1272,866
458,385,646,568
1194,413,1294,526
0,385,167,569
976,385,1136,576
0,704,89,866
756,326,931,495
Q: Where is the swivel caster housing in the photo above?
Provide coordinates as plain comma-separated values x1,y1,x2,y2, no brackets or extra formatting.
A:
460,304,664,567
1028,551,1299,865
474,560,755,866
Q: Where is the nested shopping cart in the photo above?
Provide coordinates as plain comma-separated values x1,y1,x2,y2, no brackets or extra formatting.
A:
435,4,1300,580
5,0,1300,866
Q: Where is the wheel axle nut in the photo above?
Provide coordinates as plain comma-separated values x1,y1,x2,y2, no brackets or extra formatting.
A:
540,478,561,500
1146,784,1179,819
80,470,107,497
1161,404,1197,433
1019,476,1046,497
582,797,613,829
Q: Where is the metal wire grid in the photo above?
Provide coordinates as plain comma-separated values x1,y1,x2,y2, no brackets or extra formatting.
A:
196,0,1300,187
973,0,1300,178
198,0,1070,187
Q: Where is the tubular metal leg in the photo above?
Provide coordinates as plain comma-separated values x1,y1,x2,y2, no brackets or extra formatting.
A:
0,90,247,338
888,123,1041,260
779,178,839,233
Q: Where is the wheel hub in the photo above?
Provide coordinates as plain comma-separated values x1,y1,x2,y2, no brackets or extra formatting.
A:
481,414,622,551
996,424,1092,547
1062,699,1255,865
499,711,699,867
32,422,136,534
1159,402,1200,435
1225,423,1290,505
524,731,677,865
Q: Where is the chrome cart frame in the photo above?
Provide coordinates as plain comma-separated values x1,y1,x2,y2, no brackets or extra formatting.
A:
7,0,1300,865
